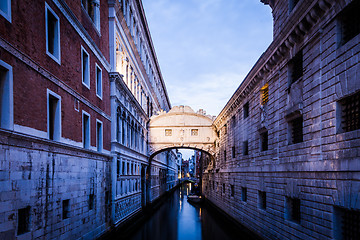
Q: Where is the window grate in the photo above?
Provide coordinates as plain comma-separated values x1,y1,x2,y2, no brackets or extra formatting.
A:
260,131,268,151
338,1,360,46
289,51,303,84
241,187,247,202
291,116,303,144
341,208,360,239
342,92,360,132
260,83,269,105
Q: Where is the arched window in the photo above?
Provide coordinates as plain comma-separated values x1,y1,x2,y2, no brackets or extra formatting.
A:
116,108,121,142
122,112,126,144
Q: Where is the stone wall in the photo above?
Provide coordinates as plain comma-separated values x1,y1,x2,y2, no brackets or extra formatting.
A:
0,130,111,240
203,1,360,239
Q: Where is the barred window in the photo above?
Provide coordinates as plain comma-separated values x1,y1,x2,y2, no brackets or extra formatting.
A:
243,141,249,155
338,91,360,133
259,191,266,210
289,116,303,144
17,206,30,235
260,83,269,105
337,1,360,47
191,129,198,136
241,187,247,202
334,207,360,240
285,197,300,223
260,131,268,151
165,129,172,136
243,102,249,119
288,50,303,85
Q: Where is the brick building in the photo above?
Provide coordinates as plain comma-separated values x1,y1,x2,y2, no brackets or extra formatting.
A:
0,0,175,239
202,0,360,239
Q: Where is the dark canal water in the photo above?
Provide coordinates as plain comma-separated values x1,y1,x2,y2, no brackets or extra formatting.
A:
119,183,258,240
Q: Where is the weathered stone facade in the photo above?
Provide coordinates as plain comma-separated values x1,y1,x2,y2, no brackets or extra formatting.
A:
202,0,360,239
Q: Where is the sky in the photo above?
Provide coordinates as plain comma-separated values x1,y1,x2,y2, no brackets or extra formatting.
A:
142,0,274,159
142,0,273,117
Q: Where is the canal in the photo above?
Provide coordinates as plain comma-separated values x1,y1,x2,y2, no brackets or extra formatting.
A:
109,183,259,240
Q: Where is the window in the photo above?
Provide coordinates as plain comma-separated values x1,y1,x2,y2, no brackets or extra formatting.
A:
62,199,70,219
96,64,102,99
165,129,172,136
241,187,247,202
259,191,266,210
82,111,90,149
224,150,226,162
285,197,300,223
334,207,360,240
289,116,303,144
122,162,125,175
337,1,360,47
0,0,11,22
230,185,234,197
47,90,61,141
243,102,249,119
89,194,94,210
337,91,360,133
117,159,120,178
232,146,235,158
288,50,303,85
96,120,103,152
223,183,225,193
289,0,299,12
81,0,100,30
17,206,30,235
260,83,269,105
260,131,268,151
243,141,249,155
45,3,60,63
81,47,90,88
191,129,198,136
0,60,13,130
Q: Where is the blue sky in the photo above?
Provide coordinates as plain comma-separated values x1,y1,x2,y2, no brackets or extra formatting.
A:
142,0,273,159
142,0,273,117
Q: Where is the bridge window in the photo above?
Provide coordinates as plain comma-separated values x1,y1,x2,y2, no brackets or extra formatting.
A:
258,191,266,210
243,102,249,119
337,91,360,133
165,129,172,136
17,206,30,235
62,199,70,219
242,141,249,155
191,129,198,136
288,50,303,86
337,1,360,47
285,197,300,223
241,187,247,202
260,83,269,105
288,116,303,144
334,207,360,240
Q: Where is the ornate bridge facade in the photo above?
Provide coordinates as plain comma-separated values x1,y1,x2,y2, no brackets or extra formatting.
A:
148,106,217,157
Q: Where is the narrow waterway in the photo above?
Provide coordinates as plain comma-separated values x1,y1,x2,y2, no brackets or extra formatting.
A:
119,183,258,240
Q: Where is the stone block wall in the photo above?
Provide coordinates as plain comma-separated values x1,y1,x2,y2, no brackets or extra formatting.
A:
203,1,360,239
0,130,111,240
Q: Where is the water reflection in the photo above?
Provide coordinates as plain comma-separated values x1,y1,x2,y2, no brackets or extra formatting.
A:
125,183,256,240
